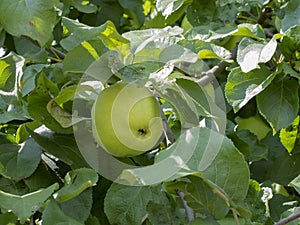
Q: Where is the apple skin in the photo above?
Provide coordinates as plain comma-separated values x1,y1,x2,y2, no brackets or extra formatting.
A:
92,82,163,157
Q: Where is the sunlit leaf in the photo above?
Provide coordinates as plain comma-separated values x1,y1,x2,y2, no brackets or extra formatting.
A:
280,116,299,153
225,65,277,112
54,168,98,202
237,37,277,73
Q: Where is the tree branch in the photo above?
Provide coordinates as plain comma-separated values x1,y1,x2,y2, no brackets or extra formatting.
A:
176,190,195,222
197,47,237,86
274,211,300,225
258,0,273,25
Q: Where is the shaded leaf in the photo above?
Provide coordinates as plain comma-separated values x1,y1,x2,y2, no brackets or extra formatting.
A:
104,184,165,225
21,64,46,97
257,78,299,132
0,138,42,180
27,73,73,134
0,183,58,223
281,0,300,32
0,212,18,225
118,0,145,28
42,198,84,225
250,133,300,185
290,175,300,196
61,189,93,223
29,127,88,168
280,25,300,59
73,0,97,13
0,0,57,46
230,129,268,162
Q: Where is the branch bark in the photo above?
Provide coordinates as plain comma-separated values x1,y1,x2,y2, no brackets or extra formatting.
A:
176,190,195,222
274,211,300,225
197,46,237,86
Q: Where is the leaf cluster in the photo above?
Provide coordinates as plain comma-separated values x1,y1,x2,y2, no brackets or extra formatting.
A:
0,0,299,224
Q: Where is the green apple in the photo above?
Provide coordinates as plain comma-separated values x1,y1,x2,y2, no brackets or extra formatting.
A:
92,82,164,157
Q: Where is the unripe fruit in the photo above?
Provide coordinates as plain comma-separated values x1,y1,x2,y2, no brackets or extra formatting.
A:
92,82,163,157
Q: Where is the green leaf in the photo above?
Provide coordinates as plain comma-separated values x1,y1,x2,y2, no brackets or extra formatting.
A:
202,136,250,204
159,129,249,219
61,189,93,223
156,0,185,18
281,0,300,32
0,0,57,46
73,0,98,13
63,40,106,74
0,176,29,195
147,201,186,225
0,53,29,123
0,183,58,223
119,61,164,83
27,73,73,134
230,130,268,162
290,174,300,196
176,78,226,132
0,53,24,92
47,100,73,128
122,26,183,54
104,183,164,225
21,64,46,97
14,36,48,63
25,162,60,191
280,116,299,153
118,0,145,29
250,133,300,185
29,128,88,168
257,78,299,132
154,82,199,128
237,37,277,73
235,115,271,140
280,25,300,59
55,168,98,202
185,23,265,41
225,65,277,112
42,198,84,225
0,212,18,225
61,18,129,53
0,138,42,180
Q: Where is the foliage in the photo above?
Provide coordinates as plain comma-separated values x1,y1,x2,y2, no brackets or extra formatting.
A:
0,0,299,224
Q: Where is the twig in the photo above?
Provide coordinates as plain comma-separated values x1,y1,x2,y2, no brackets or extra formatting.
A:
197,46,237,86
258,0,274,25
274,211,300,225
47,46,66,59
175,190,195,222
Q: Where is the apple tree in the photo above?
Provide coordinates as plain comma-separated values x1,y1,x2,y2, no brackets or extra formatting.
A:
0,0,299,224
